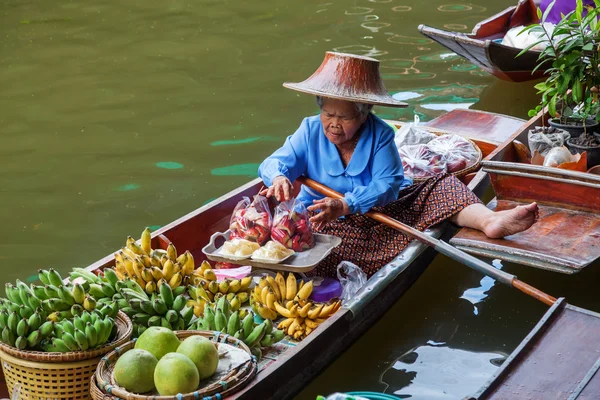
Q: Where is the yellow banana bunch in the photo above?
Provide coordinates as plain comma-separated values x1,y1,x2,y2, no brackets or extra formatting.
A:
276,300,341,340
112,228,197,293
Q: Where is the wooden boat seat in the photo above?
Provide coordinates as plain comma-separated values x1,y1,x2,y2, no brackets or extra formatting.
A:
451,161,600,274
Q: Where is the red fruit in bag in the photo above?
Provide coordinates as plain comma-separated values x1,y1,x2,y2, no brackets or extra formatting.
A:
255,225,270,244
271,199,315,252
229,195,272,245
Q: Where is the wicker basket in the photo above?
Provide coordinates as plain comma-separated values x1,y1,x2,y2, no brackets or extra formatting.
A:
95,330,258,400
0,311,132,399
0,311,133,363
409,135,483,183
0,349,100,399
90,375,119,400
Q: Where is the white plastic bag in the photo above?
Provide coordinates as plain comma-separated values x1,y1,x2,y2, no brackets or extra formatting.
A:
527,127,571,156
394,114,437,148
336,261,367,304
319,394,370,400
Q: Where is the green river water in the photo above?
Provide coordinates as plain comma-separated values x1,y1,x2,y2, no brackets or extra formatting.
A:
1,0,599,398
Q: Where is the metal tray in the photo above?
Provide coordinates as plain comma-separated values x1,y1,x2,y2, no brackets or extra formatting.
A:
202,231,342,273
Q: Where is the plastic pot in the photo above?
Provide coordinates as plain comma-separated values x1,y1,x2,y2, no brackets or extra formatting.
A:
548,118,599,139
566,137,600,169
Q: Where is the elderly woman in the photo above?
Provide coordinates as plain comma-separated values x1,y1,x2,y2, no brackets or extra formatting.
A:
259,52,538,277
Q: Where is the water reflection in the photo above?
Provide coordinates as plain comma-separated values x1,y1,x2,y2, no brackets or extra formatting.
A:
459,260,503,316
382,342,505,399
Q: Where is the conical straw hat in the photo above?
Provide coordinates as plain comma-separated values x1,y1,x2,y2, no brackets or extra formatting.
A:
283,51,407,108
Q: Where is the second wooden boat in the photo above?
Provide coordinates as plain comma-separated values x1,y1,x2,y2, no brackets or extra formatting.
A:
418,0,543,82
0,109,527,399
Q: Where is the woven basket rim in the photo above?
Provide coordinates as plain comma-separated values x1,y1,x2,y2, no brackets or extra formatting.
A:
406,134,484,183
91,375,118,400
0,348,101,368
95,330,257,400
0,311,132,363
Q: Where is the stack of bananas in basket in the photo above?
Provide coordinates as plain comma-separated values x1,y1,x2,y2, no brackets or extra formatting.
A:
0,268,118,351
250,272,342,341
113,228,195,294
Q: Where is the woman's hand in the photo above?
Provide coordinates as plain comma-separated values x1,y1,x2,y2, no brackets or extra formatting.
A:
260,176,293,202
308,197,350,229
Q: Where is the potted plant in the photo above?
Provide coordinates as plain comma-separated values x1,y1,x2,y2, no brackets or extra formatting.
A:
520,0,600,168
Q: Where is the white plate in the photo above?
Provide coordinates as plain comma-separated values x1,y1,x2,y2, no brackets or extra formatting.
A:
250,251,295,264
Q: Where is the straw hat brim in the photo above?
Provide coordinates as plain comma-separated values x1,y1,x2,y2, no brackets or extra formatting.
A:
283,82,408,108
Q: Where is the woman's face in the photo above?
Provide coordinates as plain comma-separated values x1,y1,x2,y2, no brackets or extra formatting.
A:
320,98,368,146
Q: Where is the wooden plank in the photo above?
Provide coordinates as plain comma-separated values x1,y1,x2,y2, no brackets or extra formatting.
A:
474,303,600,400
426,109,526,144
451,199,600,273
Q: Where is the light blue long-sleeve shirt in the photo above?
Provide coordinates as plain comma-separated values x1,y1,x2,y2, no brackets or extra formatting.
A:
258,113,412,215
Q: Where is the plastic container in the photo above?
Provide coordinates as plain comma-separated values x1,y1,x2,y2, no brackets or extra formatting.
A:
309,277,343,302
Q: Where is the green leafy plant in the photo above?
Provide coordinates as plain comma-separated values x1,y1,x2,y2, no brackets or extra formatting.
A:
520,0,600,137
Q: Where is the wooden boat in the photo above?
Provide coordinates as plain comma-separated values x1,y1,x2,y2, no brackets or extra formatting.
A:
450,109,600,274
466,297,600,400
418,0,544,82
0,109,528,399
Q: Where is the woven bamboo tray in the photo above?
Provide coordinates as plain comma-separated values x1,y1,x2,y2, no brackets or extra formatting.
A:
410,136,483,183
90,375,119,400
0,311,133,363
0,349,100,399
95,330,258,400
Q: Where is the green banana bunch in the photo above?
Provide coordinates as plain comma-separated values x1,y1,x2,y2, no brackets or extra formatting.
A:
48,311,115,352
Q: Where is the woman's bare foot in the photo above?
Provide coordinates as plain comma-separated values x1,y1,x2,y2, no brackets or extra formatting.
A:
482,202,539,239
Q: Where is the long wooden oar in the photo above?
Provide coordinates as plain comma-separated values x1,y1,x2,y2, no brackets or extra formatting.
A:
297,176,557,306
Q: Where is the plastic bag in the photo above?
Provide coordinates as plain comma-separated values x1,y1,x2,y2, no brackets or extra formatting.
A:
427,134,479,173
336,261,367,304
394,114,438,149
317,394,369,400
501,23,555,51
527,126,571,156
229,195,272,245
398,144,447,179
271,199,315,251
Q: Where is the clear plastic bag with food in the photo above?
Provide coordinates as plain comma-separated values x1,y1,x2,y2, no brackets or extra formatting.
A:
271,199,315,251
336,261,368,304
398,144,447,179
229,195,272,245
394,114,438,148
427,134,479,173
527,126,571,156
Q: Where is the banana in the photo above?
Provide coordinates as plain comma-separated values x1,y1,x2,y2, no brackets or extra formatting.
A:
176,252,187,266
260,334,274,347
37,269,51,286
181,306,194,326
123,258,136,277
153,299,168,315
39,321,54,337
127,238,147,256
275,273,286,299
88,284,105,299
287,317,303,336
145,280,157,294
274,302,293,318
236,292,249,304
286,273,297,300
150,254,162,267
0,312,7,330
305,318,319,329
242,313,255,337
227,311,241,335
266,292,276,311
58,286,76,306
166,243,177,260
230,297,241,311
229,279,242,294
168,273,183,289
8,312,19,332
32,286,48,301
265,276,281,300
319,302,337,318
296,280,313,300
219,280,230,295
26,330,42,348
298,303,312,318
140,268,154,283
16,318,29,337
44,284,61,300
208,281,219,295
141,227,152,254
216,296,230,316
83,296,97,312
148,315,161,327
72,283,85,304
150,267,164,281
240,276,252,291
140,301,156,315
204,306,216,330
47,269,64,287
162,260,175,281
28,312,41,331
103,269,120,288
203,269,217,282
245,322,267,348
172,295,186,312
182,251,195,276
194,286,211,302
62,332,79,351
44,299,71,312
132,259,145,281
2,327,16,347
214,309,227,332
307,304,324,320
133,313,152,326
19,305,34,319
260,286,270,305
74,328,89,350
62,320,75,336
159,283,174,307
165,310,178,324
85,323,98,348
257,304,277,320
